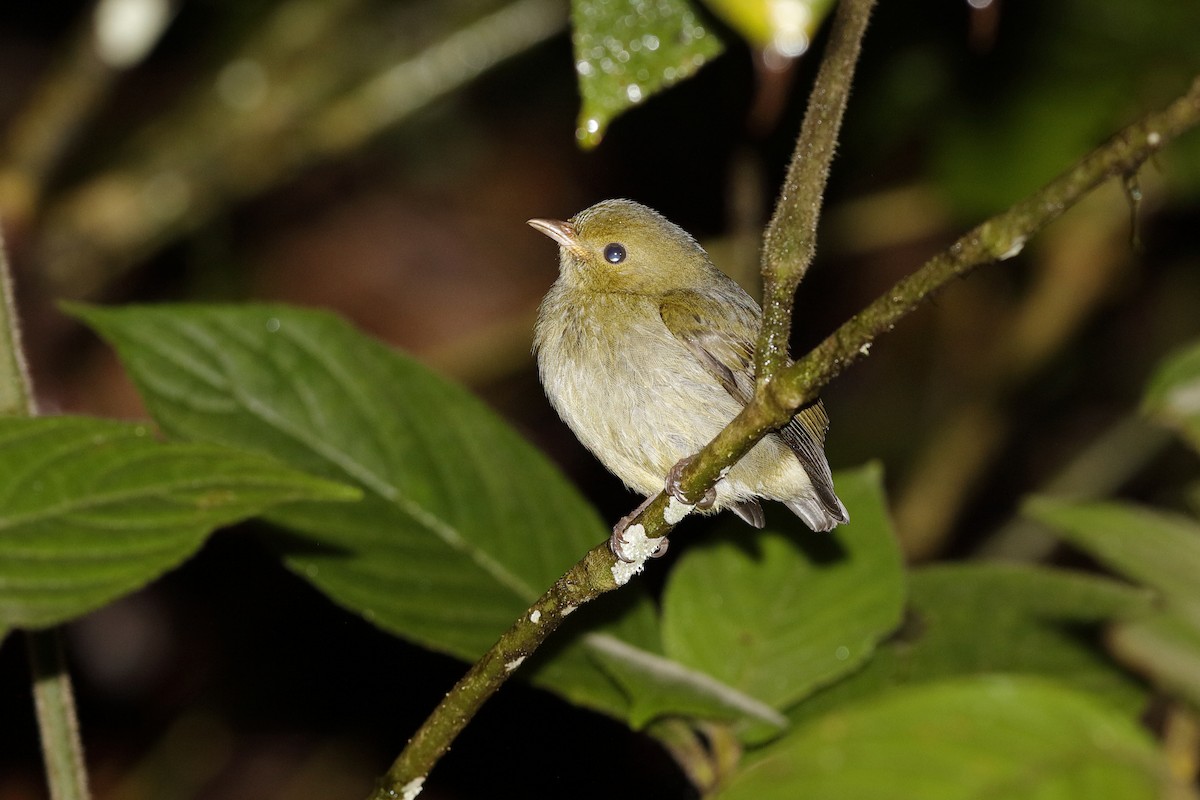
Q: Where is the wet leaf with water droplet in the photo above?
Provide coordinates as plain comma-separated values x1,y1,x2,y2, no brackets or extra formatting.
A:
572,0,724,148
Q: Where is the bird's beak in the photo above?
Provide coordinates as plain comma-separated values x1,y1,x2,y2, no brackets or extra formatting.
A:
527,218,582,254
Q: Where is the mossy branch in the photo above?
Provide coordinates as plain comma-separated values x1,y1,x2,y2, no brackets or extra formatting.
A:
367,14,1200,800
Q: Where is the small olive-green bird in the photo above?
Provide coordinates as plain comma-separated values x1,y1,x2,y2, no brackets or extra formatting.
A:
530,199,848,560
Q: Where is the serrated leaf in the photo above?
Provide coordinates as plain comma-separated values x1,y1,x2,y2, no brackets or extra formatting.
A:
719,676,1185,800
1027,498,1200,625
572,0,723,148
74,303,786,728
0,415,357,633
703,0,833,55
1143,338,1200,452
792,564,1152,724
661,464,905,716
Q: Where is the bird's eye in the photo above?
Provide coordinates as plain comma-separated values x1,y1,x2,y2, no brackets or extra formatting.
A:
603,243,627,264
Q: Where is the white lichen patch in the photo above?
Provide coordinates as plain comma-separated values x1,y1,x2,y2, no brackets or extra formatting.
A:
610,524,660,585
401,777,425,800
664,496,693,525
561,604,577,617
505,656,526,673
999,235,1026,260
529,610,542,624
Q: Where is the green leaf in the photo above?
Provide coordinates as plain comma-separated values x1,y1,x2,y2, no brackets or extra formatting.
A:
719,676,1183,800
0,415,357,632
661,464,905,715
1029,497,1200,710
792,564,1152,724
584,631,788,732
1026,498,1200,624
703,0,833,55
1143,338,1200,452
1111,611,1200,709
73,303,782,728
572,0,723,148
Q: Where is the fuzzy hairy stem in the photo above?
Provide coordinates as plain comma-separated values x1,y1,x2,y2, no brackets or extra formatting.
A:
26,631,91,800
757,0,876,381
1,233,91,799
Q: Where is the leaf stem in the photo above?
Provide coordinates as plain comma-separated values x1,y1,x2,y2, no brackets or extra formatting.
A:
1,233,91,799
26,631,92,800
0,231,35,417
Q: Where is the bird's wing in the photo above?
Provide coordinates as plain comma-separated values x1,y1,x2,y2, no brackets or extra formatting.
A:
658,289,758,406
659,289,763,526
659,289,847,526
779,402,847,525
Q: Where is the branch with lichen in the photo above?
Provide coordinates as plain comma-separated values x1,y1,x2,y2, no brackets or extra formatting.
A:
366,19,1200,800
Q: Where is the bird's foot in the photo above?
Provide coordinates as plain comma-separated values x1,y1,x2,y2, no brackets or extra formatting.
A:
610,496,669,563
665,455,716,510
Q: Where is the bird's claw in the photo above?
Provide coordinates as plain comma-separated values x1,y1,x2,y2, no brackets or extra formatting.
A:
610,513,669,563
666,455,715,510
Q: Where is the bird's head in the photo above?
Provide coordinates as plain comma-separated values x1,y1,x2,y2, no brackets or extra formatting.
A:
528,199,718,295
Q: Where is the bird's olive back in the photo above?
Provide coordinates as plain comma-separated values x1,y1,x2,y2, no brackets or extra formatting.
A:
563,199,724,295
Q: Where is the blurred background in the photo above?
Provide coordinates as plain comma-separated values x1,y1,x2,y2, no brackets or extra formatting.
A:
1,0,1199,797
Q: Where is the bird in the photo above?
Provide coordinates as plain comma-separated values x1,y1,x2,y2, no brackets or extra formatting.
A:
529,199,848,561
